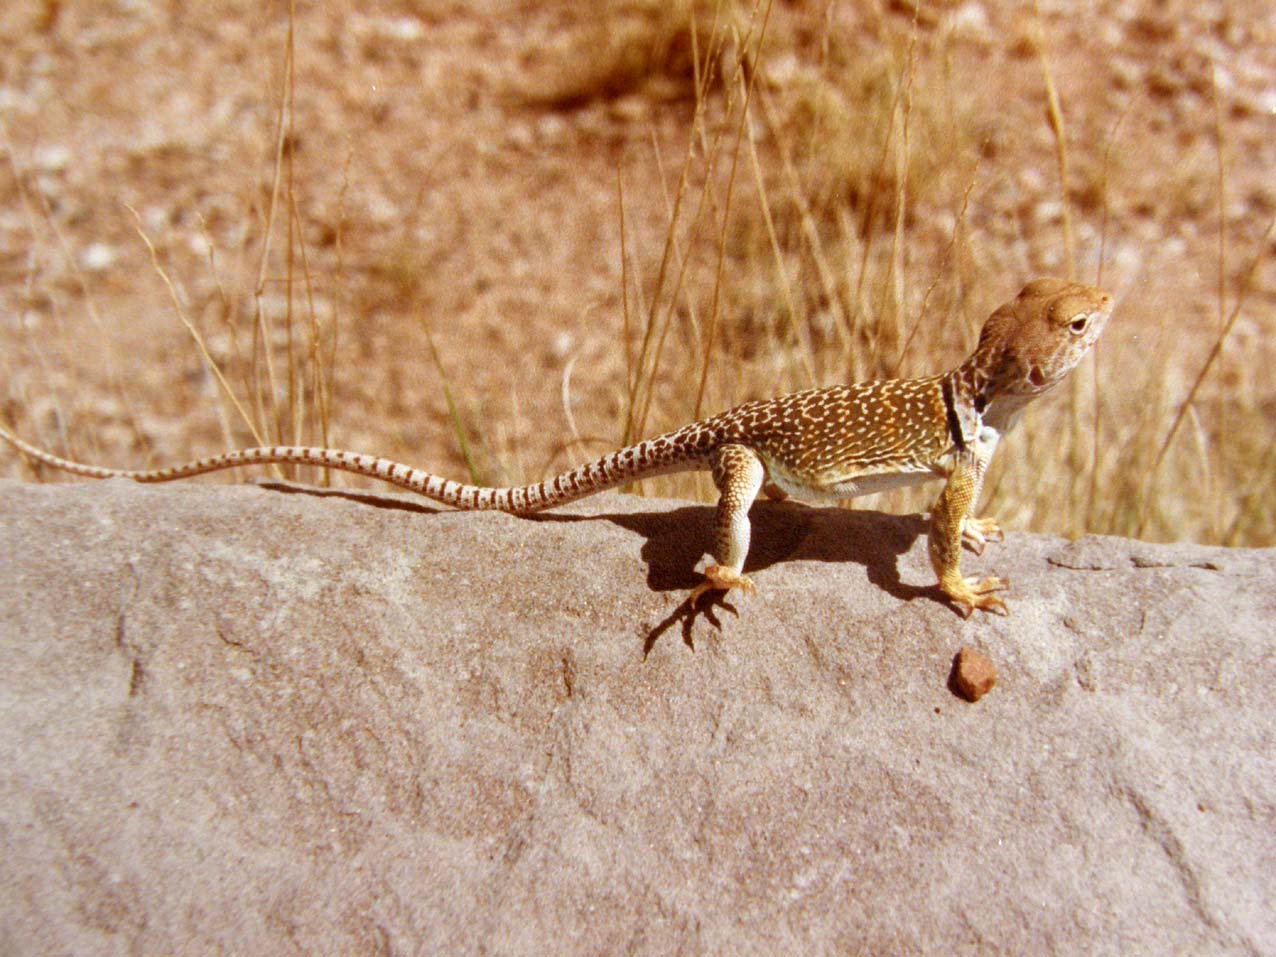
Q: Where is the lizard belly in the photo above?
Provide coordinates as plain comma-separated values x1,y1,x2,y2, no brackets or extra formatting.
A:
762,462,942,504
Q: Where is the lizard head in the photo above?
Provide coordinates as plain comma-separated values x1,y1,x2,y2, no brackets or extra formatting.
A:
971,277,1114,400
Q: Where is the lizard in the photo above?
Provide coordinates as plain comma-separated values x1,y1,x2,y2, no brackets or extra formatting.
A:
0,277,1113,616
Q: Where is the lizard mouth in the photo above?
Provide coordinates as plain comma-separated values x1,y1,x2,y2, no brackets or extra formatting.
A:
1005,363,1060,396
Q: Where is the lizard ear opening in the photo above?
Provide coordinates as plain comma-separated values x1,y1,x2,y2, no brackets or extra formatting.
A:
1069,315,1090,335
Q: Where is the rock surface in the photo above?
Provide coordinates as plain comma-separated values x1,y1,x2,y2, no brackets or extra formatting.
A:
0,478,1272,955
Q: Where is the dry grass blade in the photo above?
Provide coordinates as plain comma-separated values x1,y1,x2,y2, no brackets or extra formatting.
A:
0,117,148,455
1211,64,1227,337
743,102,815,387
623,2,737,448
894,159,981,376
880,21,921,368
126,208,273,467
754,88,850,354
289,198,331,474
694,0,774,419
612,0,726,447
1135,213,1276,536
247,0,299,450
1222,433,1276,545
1033,12,1089,529
1034,9,1075,281
420,318,480,486
616,168,635,400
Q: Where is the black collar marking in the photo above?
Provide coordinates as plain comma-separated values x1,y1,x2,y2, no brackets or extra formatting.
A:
942,378,966,453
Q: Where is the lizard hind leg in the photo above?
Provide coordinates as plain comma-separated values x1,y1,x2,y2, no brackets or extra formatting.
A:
689,444,766,605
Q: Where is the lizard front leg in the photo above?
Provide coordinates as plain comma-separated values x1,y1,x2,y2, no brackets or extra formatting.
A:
690,444,766,604
929,451,1008,617
958,425,1004,555
961,515,1004,554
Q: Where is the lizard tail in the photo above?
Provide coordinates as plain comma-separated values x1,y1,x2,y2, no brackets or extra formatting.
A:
0,421,713,513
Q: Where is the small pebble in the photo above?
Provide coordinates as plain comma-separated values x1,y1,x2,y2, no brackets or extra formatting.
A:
80,242,118,272
952,646,997,702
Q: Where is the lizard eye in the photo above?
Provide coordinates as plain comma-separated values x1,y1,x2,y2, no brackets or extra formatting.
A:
1069,315,1089,335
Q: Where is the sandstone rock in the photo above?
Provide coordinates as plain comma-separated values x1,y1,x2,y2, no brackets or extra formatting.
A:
0,479,1272,954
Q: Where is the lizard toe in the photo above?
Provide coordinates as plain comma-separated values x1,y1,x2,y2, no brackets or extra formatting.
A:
690,565,756,605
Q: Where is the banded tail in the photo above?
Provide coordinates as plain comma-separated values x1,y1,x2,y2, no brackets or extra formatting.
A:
0,421,713,514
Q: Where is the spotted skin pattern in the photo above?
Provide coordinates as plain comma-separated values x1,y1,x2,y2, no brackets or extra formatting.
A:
0,278,1113,616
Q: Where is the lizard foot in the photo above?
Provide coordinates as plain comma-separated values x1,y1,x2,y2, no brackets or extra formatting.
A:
961,516,1004,555
942,575,1009,618
689,565,756,605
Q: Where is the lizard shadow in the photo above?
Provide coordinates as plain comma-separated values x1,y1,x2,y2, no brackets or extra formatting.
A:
530,501,929,595
254,480,442,515
256,482,941,648
527,501,941,651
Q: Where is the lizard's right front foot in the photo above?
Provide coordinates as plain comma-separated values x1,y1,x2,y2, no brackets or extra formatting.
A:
941,575,1009,618
961,515,1004,554
689,565,756,605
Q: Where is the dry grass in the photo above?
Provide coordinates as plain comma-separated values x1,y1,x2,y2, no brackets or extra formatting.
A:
1,1,1273,548
571,0,1275,544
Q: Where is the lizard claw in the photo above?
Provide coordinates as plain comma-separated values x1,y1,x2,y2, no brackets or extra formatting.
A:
943,575,1009,617
689,565,756,605
961,516,1004,555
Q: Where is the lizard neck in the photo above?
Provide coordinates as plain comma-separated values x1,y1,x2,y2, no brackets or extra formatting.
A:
949,345,1033,434
948,358,993,418
940,365,983,451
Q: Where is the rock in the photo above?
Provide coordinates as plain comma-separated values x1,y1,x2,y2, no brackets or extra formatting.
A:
0,479,1273,954
951,645,997,700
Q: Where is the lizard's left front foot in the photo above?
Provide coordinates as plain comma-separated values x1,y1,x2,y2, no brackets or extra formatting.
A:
961,516,1004,555
941,575,1009,618
689,565,756,605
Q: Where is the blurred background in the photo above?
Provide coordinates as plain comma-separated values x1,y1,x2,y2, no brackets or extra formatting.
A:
1,0,1273,544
